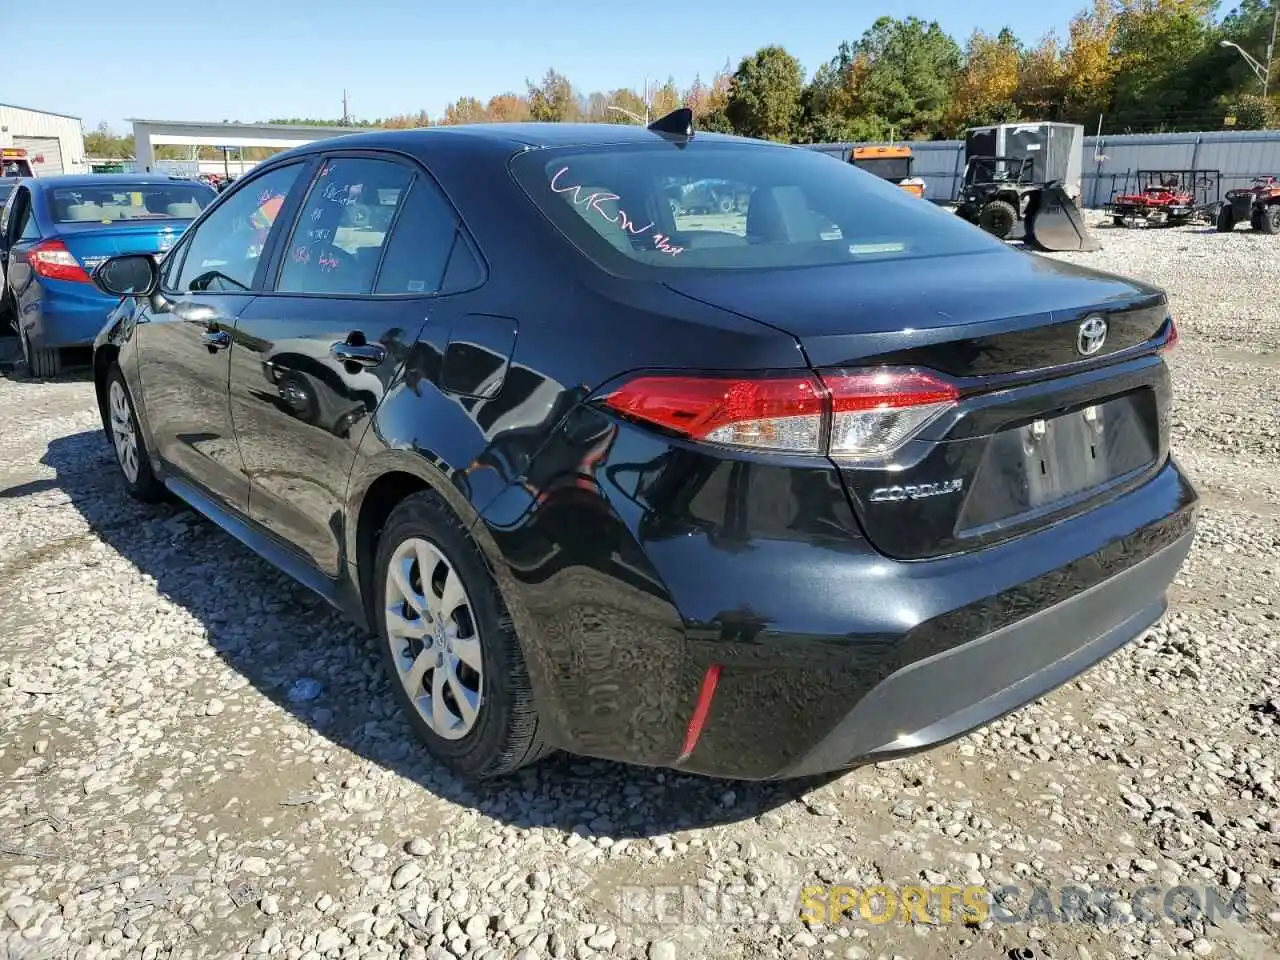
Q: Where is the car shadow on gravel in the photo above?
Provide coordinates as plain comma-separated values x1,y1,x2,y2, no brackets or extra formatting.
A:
43,429,840,838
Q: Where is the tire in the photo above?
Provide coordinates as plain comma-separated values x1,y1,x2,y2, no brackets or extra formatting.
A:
104,363,165,502
0,288,15,333
1261,205,1280,235
1113,215,1127,227
978,199,1018,239
374,490,549,781
20,330,62,379
1217,204,1236,232
1251,209,1264,231
276,371,320,426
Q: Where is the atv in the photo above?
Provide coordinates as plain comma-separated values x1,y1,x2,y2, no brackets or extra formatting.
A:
1111,175,1196,227
1217,176,1280,234
954,156,1040,239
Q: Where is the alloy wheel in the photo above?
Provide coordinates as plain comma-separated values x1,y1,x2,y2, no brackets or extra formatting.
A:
108,380,140,484
383,537,483,740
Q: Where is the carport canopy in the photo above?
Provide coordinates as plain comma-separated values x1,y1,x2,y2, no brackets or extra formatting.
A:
129,119,373,171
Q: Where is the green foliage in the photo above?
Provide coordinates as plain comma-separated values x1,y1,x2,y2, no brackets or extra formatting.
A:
843,17,964,139
725,45,806,141
527,68,578,122
1225,92,1278,128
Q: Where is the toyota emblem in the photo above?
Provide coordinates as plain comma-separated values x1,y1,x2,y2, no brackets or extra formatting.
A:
1076,315,1109,356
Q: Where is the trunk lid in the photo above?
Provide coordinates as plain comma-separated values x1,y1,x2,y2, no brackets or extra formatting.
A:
57,221,191,274
663,249,1173,560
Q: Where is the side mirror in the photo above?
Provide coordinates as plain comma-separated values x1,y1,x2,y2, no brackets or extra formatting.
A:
93,254,159,297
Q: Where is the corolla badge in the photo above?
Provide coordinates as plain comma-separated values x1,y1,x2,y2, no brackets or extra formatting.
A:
1076,314,1109,356
869,478,964,503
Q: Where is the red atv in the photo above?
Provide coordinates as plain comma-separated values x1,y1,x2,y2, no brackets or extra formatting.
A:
1112,175,1196,227
1216,176,1280,233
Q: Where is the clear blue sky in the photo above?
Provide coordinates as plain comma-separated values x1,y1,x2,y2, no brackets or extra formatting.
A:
6,0,1086,131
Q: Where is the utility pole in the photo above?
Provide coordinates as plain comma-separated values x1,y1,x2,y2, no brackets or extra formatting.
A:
341,90,351,126
1266,2,1279,98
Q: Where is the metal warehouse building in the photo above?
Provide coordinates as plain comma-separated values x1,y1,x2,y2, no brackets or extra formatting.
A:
0,102,87,176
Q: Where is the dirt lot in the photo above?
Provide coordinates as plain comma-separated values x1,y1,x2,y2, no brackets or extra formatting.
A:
0,220,1278,960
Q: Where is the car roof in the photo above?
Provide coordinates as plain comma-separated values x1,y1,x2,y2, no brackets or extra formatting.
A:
275,123,764,161
28,173,211,191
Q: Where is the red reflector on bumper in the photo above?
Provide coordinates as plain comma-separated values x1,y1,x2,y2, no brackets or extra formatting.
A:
677,664,721,762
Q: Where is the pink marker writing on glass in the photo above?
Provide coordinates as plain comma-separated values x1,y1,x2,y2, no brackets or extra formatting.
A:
549,167,683,256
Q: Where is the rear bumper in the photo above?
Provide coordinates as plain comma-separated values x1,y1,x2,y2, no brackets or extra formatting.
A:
780,529,1190,777
19,282,117,349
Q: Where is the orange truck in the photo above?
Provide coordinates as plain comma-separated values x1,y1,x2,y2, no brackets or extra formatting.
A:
851,145,926,198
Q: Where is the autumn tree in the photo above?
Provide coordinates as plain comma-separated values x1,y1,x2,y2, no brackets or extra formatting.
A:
725,46,805,141
440,97,488,125
648,78,682,119
1061,0,1119,125
692,63,735,133
1016,33,1069,119
527,69,578,122
796,50,888,142
486,93,531,123
595,88,643,124
946,28,1022,132
381,111,431,129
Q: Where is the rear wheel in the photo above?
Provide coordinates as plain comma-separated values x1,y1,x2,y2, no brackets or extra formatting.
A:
374,490,549,781
0,287,14,332
978,199,1018,239
106,364,164,502
20,331,61,379
1261,205,1280,235
1217,205,1236,232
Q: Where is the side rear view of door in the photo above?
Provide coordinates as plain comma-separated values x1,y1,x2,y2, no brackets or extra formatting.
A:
131,161,312,513
228,151,486,577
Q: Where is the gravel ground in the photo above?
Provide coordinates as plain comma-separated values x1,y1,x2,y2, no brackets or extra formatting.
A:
1,220,1278,960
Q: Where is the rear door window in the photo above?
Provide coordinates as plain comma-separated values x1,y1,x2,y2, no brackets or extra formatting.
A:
373,175,467,295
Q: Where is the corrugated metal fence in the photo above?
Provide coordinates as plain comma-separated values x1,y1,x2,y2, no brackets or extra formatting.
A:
811,130,1280,207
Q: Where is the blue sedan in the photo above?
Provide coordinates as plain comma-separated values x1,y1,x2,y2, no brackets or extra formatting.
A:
0,174,215,377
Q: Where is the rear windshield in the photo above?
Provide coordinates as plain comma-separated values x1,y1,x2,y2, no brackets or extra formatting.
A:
50,183,214,223
511,140,996,273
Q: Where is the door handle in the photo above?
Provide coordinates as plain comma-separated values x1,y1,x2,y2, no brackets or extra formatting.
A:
202,329,232,351
331,341,386,367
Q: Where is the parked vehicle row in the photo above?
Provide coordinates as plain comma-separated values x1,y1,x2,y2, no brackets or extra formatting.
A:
79,111,1196,783
0,175,216,375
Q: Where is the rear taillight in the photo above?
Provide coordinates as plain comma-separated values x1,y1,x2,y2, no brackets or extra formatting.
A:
29,240,91,283
1159,316,1179,354
601,374,826,452
824,368,960,458
600,367,959,460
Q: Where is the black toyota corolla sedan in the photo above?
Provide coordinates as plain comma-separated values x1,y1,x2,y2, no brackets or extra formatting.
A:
88,112,1197,782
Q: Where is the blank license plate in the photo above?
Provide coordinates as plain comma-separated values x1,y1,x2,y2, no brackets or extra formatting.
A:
1021,396,1155,507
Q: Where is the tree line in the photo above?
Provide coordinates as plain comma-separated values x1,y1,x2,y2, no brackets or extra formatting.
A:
85,0,1280,163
